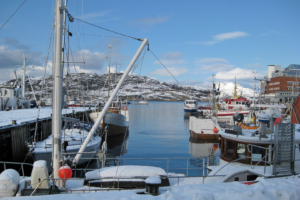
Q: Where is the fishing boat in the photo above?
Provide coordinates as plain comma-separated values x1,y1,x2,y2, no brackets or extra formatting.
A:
89,100,129,137
184,99,198,112
204,115,300,184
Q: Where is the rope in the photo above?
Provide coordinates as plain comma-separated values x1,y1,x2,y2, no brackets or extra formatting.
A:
149,49,182,86
0,0,27,30
72,17,142,41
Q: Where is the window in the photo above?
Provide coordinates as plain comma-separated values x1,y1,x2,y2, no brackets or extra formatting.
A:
227,141,235,157
237,144,246,159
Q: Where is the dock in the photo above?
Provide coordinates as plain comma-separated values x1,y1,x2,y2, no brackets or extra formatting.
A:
0,107,93,162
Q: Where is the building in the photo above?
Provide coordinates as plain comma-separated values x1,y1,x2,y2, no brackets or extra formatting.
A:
261,64,300,103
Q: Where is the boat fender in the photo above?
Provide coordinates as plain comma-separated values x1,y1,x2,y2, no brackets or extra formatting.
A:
122,105,128,111
213,127,218,133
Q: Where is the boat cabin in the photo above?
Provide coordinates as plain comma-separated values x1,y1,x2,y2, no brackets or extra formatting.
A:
220,136,271,165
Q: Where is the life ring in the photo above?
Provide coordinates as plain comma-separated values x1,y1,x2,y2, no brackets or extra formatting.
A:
122,105,128,111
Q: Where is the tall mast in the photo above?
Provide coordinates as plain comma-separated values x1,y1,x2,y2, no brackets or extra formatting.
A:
233,76,238,98
22,52,26,98
108,44,111,98
52,0,64,185
115,63,118,86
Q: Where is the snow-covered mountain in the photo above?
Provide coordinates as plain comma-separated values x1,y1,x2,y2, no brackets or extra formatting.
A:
218,82,256,98
1,73,255,101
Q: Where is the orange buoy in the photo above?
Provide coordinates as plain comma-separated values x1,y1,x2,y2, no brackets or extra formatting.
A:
59,166,72,179
213,127,218,133
213,144,217,150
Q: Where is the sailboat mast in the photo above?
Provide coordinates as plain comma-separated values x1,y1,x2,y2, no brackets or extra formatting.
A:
73,38,149,165
108,44,111,98
22,52,26,98
115,63,118,86
52,0,64,184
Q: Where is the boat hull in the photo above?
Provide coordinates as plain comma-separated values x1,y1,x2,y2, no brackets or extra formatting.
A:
90,111,129,137
31,142,100,173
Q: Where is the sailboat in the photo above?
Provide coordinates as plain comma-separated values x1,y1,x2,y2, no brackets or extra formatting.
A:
28,0,101,173
89,45,129,137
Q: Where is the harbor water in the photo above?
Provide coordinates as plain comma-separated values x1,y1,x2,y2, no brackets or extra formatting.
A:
89,101,220,176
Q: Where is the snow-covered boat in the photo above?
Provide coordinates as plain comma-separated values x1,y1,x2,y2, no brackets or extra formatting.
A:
184,99,198,112
28,121,101,172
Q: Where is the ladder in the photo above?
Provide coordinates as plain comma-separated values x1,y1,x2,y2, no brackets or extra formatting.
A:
273,123,295,175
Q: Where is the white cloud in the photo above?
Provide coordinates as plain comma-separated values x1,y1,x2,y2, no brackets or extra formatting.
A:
150,67,188,76
204,31,248,45
196,58,229,64
213,31,248,41
200,63,235,72
215,68,264,80
154,52,187,67
194,57,234,73
129,16,169,27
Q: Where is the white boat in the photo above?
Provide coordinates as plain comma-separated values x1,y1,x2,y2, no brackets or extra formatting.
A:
0,54,31,111
138,100,148,105
90,100,129,137
28,121,101,172
184,99,198,112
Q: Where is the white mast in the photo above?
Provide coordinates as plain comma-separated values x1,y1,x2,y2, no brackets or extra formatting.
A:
73,38,148,165
22,52,26,98
52,0,64,184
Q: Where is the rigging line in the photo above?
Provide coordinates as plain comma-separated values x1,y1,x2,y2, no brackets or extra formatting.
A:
72,17,142,41
149,49,182,87
0,0,27,31
72,33,130,39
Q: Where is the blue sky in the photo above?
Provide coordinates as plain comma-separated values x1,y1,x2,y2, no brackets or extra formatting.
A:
0,0,299,90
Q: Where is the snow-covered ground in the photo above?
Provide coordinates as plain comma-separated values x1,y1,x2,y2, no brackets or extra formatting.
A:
5,175,300,199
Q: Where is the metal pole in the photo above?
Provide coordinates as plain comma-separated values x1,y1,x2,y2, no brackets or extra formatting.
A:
52,0,64,186
73,39,148,165
22,52,26,98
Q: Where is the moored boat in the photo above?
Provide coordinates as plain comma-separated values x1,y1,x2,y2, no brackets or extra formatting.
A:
184,99,198,112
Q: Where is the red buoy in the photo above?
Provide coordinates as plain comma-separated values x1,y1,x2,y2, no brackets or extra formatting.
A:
213,144,217,150
59,166,72,179
213,127,218,133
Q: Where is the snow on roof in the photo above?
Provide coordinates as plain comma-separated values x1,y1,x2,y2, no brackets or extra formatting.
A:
0,107,89,127
85,166,167,180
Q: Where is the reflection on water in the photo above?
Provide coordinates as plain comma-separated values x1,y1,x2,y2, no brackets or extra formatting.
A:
189,137,220,167
106,134,129,158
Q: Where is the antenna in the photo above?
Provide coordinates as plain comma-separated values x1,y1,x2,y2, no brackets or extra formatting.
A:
252,68,258,99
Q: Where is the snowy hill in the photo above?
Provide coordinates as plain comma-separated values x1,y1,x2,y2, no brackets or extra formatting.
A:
1,73,255,101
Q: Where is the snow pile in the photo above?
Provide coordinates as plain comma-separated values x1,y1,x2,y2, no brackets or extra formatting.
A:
0,169,20,197
85,166,167,179
4,175,300,199
145,177,161,184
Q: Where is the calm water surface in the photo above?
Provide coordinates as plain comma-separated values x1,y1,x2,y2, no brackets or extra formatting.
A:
100,101,220,176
